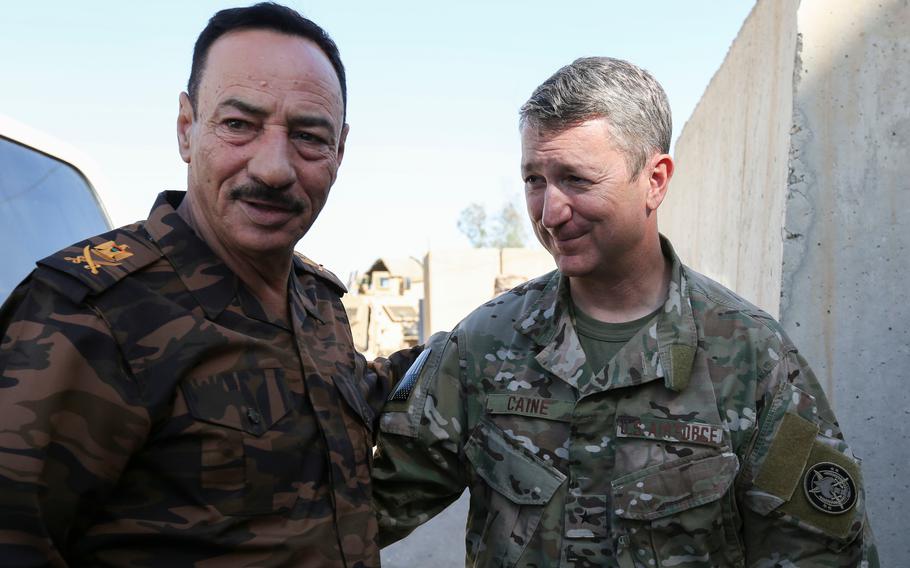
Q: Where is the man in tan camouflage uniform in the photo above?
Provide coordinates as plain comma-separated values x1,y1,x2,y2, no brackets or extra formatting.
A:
373,57,878,567
0,4,414,566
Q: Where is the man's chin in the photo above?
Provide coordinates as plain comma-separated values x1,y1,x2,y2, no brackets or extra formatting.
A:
554,255,595,279
226,227,303,258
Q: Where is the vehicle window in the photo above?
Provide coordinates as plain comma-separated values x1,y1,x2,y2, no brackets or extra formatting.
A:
0,136,109,301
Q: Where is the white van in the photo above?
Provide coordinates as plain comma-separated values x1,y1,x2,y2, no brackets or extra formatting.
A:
0,115,111,301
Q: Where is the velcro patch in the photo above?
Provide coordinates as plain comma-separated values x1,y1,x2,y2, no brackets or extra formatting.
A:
754,412,819,500
486,394,574,422
388,347,431,402
617,416,724,447
780,440,862,539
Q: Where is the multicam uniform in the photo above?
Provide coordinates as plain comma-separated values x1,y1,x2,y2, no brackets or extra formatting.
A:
0,191,409,567
373,238,877,567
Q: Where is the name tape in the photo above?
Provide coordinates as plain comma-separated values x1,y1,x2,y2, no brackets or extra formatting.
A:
617,416,724,447
486,394,574,422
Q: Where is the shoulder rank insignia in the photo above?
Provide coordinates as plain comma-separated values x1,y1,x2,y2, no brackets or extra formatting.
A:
64,241,134,275
388,347,432,402
804,461,857,515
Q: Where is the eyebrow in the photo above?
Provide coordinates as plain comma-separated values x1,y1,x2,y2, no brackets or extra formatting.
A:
287,115,335,133
218,97,338,140
219,97,268,118
520,161,540,174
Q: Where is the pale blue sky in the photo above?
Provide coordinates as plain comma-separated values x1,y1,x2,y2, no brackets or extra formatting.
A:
1,1,755,280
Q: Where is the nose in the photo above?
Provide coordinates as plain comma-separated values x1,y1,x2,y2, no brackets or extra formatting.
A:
247,126,295,189
540,183,571,229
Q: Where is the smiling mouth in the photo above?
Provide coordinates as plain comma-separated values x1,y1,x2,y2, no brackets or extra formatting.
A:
242,199,293,212
228,183,305,215
551,232,586,244
237,199,301,227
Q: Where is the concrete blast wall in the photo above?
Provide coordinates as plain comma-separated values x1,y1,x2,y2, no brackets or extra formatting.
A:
662,0,799,317
663,0,909,564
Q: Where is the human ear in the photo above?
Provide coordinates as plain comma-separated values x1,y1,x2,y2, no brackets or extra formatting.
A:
645,154,674,211
336,123,349,166
177,92,195,164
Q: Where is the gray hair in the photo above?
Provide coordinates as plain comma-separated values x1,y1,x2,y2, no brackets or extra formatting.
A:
519,57,672,178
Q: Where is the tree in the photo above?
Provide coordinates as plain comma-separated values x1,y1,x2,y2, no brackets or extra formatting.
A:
456,203,489,248
457,201,527,248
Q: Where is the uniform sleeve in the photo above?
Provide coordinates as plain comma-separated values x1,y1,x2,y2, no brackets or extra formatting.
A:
738,346,879,567
0,278,151,566
371,331,468,547
362,343,427,416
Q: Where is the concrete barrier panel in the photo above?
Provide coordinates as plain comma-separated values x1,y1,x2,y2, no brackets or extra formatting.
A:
664,0,909,563
782,1,910,562
661,0,799,317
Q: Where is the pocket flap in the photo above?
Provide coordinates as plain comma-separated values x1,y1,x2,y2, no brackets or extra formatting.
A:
181,368,291,436
612,452,739,521
464,419,565,505
332,365,376,432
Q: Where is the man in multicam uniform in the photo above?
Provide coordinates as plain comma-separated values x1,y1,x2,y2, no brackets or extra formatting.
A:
0,4,414,566
372,57,878,567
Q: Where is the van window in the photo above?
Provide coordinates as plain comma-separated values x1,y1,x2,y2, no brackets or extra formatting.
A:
0,136,109,301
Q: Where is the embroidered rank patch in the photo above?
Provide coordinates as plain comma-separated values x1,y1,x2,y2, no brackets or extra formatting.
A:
64,241,133,275
486,394,574,422
804,461,857,515
617,416,724,447
388,348,431,402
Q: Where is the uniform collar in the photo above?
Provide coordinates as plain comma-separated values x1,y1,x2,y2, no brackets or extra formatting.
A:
144,191,236,320
290,257,325,324
143,191,322,325
514,235,698,396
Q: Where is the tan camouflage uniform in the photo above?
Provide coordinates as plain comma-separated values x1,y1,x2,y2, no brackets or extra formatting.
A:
0,191,411,567
373,237,877,567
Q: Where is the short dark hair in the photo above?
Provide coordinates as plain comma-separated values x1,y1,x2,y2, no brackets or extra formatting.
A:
187,2,347,120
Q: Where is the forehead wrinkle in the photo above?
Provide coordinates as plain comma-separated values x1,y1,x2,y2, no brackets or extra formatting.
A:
201,30,343,101
522,143,591,172
218,96,268,117
209,82,342,133
522,127,626,179
202,60,343,112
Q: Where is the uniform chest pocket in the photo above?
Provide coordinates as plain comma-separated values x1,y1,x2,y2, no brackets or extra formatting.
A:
464,418,566,568
181,368,301,515
611,452,743,568
332,360,376,433
329,368,377,473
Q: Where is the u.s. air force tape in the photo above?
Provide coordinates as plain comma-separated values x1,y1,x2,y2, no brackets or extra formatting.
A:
388,347,432,402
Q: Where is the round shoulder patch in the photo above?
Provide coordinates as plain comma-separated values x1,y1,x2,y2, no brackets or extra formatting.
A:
803,461,857,515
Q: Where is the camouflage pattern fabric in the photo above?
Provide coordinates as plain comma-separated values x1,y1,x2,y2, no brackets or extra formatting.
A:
373,237,878,567
0,191,414,567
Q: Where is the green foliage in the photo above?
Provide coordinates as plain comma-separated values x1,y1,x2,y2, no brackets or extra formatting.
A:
457,201,527,248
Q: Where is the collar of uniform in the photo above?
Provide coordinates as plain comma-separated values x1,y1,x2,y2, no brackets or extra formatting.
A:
144,191,238,320
598,236,697,393
513,270,566,345
597,236,697,393
290,257,326,324
654,236,698,392
510,271,587,388
514,235,697,394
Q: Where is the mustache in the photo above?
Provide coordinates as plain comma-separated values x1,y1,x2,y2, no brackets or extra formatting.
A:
229,182,306,214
